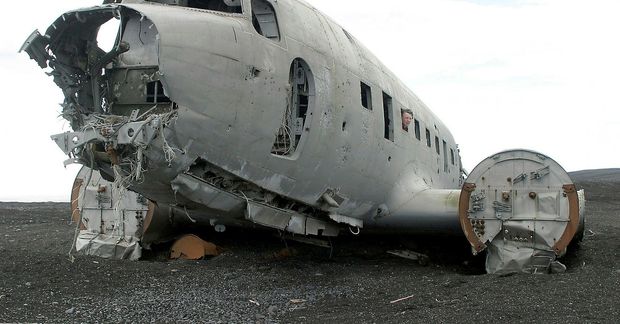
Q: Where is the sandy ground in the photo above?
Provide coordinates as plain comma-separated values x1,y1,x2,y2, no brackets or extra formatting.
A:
0,172,618,323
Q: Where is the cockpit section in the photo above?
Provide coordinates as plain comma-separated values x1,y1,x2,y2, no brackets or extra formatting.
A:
20,5,177,130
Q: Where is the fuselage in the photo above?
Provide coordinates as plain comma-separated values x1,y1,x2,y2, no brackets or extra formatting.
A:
27,0,462,233
22,0,585,274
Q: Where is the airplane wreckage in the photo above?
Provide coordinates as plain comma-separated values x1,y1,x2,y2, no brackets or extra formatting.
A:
22,0,585,274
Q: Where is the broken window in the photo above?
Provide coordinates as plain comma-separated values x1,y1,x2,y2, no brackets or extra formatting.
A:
426,128,431,147
435,136,440,155
272,58,314,157
146,81,171,104
414,119,421,141
252,0,280,40
97,17,120,53
360,82,372,110
450,148,455,165
186,0,243,13
382,92,394,141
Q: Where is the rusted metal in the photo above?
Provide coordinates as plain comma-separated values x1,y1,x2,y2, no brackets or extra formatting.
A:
70,178,86,230
553,184,580,255
458,183,486,253
105,145,119,165
142,201,156,236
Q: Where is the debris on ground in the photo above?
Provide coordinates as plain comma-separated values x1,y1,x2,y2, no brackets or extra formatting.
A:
169,234,221,260
387,250,429,265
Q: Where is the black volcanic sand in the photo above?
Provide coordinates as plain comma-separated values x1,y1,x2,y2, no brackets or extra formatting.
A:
0,174,618,323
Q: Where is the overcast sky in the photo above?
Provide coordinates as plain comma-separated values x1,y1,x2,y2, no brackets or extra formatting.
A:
1,0,618,201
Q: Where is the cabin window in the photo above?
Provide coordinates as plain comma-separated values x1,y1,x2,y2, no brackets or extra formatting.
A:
382,92,394,141
401,109,413,132
272,58,314,157
435,136,440,155
425,128,431,147
414,119,421,140
360,82,372,110
443,140,449,172
252,0,280,40
450,148,455,165
186,0,243,13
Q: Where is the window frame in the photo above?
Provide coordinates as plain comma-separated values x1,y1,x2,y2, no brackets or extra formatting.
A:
382,92,394,141
360,81,373,110
414,119,421,140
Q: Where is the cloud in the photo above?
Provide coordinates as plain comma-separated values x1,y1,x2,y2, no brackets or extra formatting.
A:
452,0,540,7
2,0,619,201
307,0,620,171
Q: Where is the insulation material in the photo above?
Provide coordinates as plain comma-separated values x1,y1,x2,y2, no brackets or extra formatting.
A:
169,234,221,260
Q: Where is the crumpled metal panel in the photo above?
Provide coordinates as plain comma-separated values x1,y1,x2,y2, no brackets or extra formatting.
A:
486,240,561,274
245,201,340,237
75,231,141,260
246,201,294,231
171,173,246,214
72,166,151,260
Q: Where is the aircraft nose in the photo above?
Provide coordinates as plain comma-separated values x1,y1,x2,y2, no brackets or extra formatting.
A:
23,5,166,126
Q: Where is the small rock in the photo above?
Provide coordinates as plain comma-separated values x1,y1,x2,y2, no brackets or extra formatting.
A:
25,282,32,287
65,307,75,314
267,305,278,316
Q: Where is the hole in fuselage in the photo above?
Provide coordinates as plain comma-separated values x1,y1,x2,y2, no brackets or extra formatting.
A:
97,17,120,53
146,81,171,104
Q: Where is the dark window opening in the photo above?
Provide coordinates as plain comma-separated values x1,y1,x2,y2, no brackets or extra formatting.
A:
435,136,440,155
426,128,431,147
186,0,242,13
450,148,455,166
146,81,171,103
382,92,394,141
360,82,372,110
414,119,421,140
252,0,280,40
443,140,449,172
